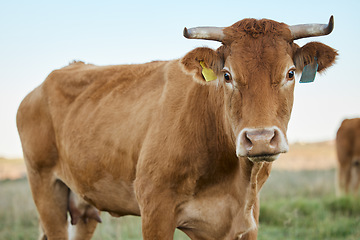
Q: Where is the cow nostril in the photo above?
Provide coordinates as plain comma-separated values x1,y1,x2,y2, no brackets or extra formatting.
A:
244,129,275,151
237,127,288,158
270,129,279,147
243,132,253,151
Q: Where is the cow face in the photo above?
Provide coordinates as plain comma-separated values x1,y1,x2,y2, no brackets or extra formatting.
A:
182,17,337,162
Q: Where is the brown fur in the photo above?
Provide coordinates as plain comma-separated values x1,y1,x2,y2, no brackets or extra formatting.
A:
223,18,292,44
336,118,360,196
17,18,337,240
294,41,338,72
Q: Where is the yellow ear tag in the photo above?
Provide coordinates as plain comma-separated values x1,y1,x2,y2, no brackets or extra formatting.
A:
200,61,217,82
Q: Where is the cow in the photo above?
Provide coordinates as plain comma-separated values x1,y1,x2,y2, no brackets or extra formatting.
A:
17,16,337,240
336,118,360,196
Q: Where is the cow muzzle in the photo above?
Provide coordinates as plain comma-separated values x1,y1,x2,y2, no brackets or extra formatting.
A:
236,127,289,162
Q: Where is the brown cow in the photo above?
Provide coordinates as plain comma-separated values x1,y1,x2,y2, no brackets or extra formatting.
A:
17,17,337,240
336,118,360,196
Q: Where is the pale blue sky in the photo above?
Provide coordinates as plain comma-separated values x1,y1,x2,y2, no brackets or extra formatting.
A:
1,0,359,157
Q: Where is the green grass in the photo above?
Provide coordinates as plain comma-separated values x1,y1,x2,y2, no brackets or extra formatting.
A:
258,197,360,240
0,178,39,240
258,170,360,240
91,216,188,240
1,170,359,239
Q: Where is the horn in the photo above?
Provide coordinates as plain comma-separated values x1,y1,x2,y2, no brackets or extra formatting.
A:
289,16,334,40
183,27,225,42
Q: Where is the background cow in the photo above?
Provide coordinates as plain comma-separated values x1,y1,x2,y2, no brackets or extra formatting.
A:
17,17,337,240
336,118,360,196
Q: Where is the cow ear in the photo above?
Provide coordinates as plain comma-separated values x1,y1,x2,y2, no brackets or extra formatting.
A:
294,42,338,73
181,47,222,84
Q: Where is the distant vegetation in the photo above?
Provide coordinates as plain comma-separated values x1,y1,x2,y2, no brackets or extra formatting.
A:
0,158,26,180
1,169,359,240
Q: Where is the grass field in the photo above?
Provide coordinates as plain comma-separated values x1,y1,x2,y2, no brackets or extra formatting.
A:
1,170,360,240
259,170,360,240
1,142,359,239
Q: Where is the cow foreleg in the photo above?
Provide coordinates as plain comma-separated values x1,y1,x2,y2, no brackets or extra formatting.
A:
336,165,351,196
140,207,177,240
136,186,176,240
27,170,69,240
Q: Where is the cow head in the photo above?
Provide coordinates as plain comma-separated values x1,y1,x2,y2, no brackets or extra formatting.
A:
182,16,337,162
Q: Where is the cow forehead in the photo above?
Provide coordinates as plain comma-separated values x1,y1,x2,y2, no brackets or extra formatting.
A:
228,37,292,65
225,38,294,85
222,18,293,72
222,18,292,45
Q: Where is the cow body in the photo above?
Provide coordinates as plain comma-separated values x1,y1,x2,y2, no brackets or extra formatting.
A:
336,118,360,196
17,18,337,240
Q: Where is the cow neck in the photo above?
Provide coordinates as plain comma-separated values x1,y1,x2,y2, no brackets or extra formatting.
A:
205,84,273,193
187,79,272,189
205,83,234,149
235,157,272,236
245,161,264,207
240,156,272,190
233,161,265,238
173,80,237,186
200,83,236,161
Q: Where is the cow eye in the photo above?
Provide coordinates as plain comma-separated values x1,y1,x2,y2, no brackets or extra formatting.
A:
223,71,232,83
287,69,296,81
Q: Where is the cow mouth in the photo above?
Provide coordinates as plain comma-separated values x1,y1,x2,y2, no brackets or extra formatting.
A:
247,153,280,163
